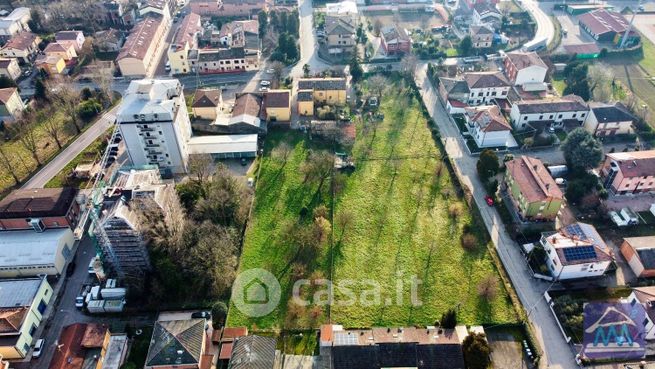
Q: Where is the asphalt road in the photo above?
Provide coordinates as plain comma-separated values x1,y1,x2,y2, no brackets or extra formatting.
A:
521,0,556,45
415,64,577,369
289,0,331,78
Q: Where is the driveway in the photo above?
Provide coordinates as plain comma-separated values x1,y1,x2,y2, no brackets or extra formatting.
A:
415,63,577,369
289,0,331,78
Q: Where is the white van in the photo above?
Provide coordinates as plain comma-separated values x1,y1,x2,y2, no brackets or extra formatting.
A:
32,339,44,359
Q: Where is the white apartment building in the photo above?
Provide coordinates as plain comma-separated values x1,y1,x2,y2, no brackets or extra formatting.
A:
510,95,589,130
464,72,511,106
0,8,30,38
117,79,192,174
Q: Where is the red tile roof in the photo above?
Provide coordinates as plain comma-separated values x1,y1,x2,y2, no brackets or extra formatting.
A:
605,149,655,179
0,307,27,334
3,31,37,51
172,13,202,51
467,105,511,132
117,15,163,61
506,156,563,203
48,323,87,369
81,324,108,348
264,90,290,108
221,327,248,342
579,9,629,36
0,87,17,104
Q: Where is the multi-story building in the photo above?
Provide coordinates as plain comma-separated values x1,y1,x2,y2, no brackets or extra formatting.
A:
463,71,510,106
325,17,356,56
167,13,202,75
0,31,40,63
263,90,291,122
469,25,493,48
583,102,636,136
0,58,20,80
139,0,173,22
217,20,259,52
600,150,655,195
509,95,589,131
55,30,85,51
0,187,80,231
538,222,612,280
504,156,563,221
116,15,169,77
193,48,259,74
0,228,74,277
297,77,347,107
465,105,515,148
326,0,358,25
503,51,548,91
43,41,77,62
438,77,470,113
117,79,192,174
380,25,411,55
0,87,25,121
35,54,66,75
0,278,52,359
472,2,501,28
0,8,30,39
95,168,180,280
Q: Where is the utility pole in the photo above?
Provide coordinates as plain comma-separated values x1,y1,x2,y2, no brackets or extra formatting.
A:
619,8,637,49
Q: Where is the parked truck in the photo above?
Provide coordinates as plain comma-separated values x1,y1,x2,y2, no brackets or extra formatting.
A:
87,300,105,314
100,288,127,300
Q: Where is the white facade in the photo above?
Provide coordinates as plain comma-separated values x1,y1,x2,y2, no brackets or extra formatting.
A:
0,228,74,277
510,102,589,130
467,86,510,106
117,79,192,174
626,290,655,340
0,8,30,38
514,65,547,88
472,125,516,148
540,233,611,281
583,104,635,136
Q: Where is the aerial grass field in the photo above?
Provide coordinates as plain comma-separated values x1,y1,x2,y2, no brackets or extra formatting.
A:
227,131,332,329
329,87,516,327
229,81,517,330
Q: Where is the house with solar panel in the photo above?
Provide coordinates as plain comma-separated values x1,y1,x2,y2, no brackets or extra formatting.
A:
539,222,612,280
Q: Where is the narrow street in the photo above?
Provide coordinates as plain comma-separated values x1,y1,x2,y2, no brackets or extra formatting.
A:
414,64,578,369
289,0,330,78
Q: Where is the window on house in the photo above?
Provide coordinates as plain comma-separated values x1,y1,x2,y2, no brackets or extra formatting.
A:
37,300,47,314
524,116,528,121
573,114,577,118
29,324,37,336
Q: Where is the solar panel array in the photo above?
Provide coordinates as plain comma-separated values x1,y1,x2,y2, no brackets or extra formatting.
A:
565,223,588,241
334,332,359,346
563,245,597,261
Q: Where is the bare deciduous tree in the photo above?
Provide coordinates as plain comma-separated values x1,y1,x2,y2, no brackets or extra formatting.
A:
477,275,499,300
271,141,292,163
588,64,613,103
300,151,334,193
51,82,83,134
400,54,419,78
13,118,41,166
0,146,20,184
188,154,214,184
367,75,388,99
42,112,63,149
270,61,285,85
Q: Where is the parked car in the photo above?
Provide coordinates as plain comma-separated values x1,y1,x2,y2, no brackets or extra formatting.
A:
260,80,271,86
191,311,211,319
259,86,269,92
484,195,494,206
88,257,98,274
32,339,44,359
266,68,275,74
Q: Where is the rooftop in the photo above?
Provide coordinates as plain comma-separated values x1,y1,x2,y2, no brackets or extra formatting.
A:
117,79,182,122
0,278,44,308
228,336,276,369
117,15,163,61
55,30,83,42
3,31,38,51
145,319,206,367
464,71,509,89
466,105,511,132
192,88,222,108
0,228,73,269
171,13,202,51
297,77,347,91
473,2,500,15
506,156,563,203
563,42,600,55
232,93,262,118
590,102,635,123
506,51,547,70
326,0,358,15
325,17,355,35
625,236,655,270
0,187,77,219
381,25,410,44
514,95,587,114
544,222,611,266
197,47,246,62
579,9,630,36
264,90,290,108
0,87,17,105
297,90,314,101
188,134,258,155
605,149,655,178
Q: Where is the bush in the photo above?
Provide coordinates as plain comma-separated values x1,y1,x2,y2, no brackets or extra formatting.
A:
461,233,477,251
212,301,228,328
448,203,463,219
463,333,491,369
440,308,457,328
77,99,102,121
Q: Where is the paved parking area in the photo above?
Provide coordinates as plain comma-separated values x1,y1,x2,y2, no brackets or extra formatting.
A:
554,10,596,51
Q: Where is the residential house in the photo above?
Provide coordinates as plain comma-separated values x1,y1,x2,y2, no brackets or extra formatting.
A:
225,93,265,133
504,156,563,221
325,17,356,56
579,9,639,46
189,0,222,16
116,15,169,77
538,222,612,280
219,0,268,17
217,20,259,52
167,13,202,75
380,25,411,55
326,0,358,25
0,278,52,359
96,332,129,369
584,102,636,136
35,54,66,75
298,90,314,116
227,336,277,368
0,87,24,120
263,90,291,122
472,3,502,28
320,325,466,369
620,236,655,278
94,29,125,52
600,150,655,195
503,51,548,91
102,0,132,27
43,41,77,62
139,0,173,22
0,31,40,63
117,79,192,173
463,71,511,106
48,323,112,369
465,105,516,148
509,95,589,131
470,25,494,48
626,287,655,340
297,77,347,106
144,318,211,369
0,58,20,80
191,88,222,120
0,187,80,231
55,30,85,51
0,8,30,38
193,48,259,74
438,77,470,113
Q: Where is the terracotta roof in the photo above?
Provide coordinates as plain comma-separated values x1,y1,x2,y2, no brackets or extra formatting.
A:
381,25,410,44
0,307,27,334
221,327,248,342
192,88,222,108
55,30,83,41
473,2,500,16
44,42,69,54
467,105,511,132
49,323,87,369
605,149,655,179
506,51,546,70
448,98,467,108
117,15,163,61
579,9,630,36
232,93,262,118
81,324,108,348
506,156,563,203
0,87,17,104
219,20,258,38
514,95,587,114
563,42,600,55
3,31,37,51
172,13,202,51
470,25,494,36
0,187,77,219
219,342,233,360
464,71,509,89
264,90,290,108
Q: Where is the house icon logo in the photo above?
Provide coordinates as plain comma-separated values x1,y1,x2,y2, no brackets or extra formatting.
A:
583,302,646,360
232,268,281,317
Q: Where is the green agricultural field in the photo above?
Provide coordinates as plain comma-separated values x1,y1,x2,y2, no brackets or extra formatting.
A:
330,87,516,327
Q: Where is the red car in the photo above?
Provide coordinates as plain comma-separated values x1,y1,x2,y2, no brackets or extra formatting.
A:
484,195,494,206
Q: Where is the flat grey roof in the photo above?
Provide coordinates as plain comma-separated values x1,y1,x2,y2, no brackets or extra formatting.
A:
0,278,44,307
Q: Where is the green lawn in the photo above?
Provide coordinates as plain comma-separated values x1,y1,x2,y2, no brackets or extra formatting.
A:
330,88,516,327
227,131,332,329
551,75,567,96
639,35,655,76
